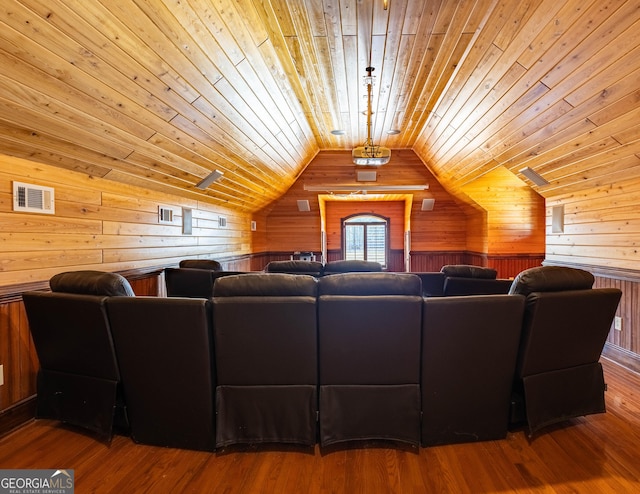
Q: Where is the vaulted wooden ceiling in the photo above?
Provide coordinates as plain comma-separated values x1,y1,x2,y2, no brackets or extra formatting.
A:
1,0,639,212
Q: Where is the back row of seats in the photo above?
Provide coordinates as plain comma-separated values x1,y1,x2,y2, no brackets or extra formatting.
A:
167,259,514,299
22,266,621,452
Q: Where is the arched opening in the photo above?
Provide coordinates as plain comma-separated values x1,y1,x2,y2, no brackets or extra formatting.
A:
341,213,389,268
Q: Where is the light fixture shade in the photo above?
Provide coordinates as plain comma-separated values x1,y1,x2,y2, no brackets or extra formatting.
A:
519,167,549,186
352,146,391,165
297,199,310,212
421,198,435,211
304,184,428,192
195,169,224,189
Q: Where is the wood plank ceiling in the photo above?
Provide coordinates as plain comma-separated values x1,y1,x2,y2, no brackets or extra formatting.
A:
0,0,639,212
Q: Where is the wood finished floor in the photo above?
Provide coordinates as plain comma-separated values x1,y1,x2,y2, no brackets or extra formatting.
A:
1,358,639,493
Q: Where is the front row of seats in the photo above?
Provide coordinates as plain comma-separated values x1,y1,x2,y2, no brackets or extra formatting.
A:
23,266,621,451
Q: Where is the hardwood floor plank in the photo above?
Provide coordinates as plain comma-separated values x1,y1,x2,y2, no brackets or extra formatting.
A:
1,358,640,493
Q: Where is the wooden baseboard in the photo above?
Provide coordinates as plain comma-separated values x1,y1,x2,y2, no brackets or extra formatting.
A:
603,343,640,375
0,396,37,438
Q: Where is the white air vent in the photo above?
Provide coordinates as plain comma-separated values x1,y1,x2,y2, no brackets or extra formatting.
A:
13,181,55,214
421,198,435,211
356,170,377,182
158,205,176,224
218,216,227,228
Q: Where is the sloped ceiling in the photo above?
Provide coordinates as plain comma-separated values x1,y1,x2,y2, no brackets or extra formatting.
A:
1,0,639,212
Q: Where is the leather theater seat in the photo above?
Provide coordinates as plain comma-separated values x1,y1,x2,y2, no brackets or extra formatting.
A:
323,259,383,274
264,259,324,276
179,259,223,270
165,267,244,298
421,294,525,445
508,265,622,434
317,272,423,447
212,273,319,447
22,270,135,438
440,264,512,296
106,296,216,451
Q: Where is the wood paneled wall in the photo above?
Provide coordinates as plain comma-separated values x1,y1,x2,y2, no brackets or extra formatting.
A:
0,154,255,286
263,150,471,256
263,150,545,275
546,175,640,271
461,167,546,255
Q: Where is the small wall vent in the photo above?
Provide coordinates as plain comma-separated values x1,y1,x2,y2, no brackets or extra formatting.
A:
421,198,435,211
158,205,176,224
13,181,55,214
218,216,227,228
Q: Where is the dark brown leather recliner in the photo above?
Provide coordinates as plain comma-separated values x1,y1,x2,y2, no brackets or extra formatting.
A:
421,294,525,445
508,265,622,434
106,297,216,451
179,259,223,270
323,259,383,274
441,264,512,296
212,273,319,447
22,270,135,438
165,268,244,298
317,272,423,447
412,272,446,297
264,260,324,276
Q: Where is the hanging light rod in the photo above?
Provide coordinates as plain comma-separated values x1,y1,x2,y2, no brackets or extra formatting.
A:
352,66,391,165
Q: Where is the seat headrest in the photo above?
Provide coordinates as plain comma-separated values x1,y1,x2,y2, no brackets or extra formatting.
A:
508,266,595,296
49,270,135,296
440,265,497,279
319,272,421,296
264,260,324,275
323,260,383,273
179,259,222,271
213,273,318,297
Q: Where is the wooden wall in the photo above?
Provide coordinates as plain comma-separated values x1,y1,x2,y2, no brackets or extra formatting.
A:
461,167,547,255
263,150,545,277
263,150,470,259
545,175,640,271
0,154,255,286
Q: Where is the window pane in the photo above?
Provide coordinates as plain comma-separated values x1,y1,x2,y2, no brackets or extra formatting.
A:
345,224,365,260
366,224,386,265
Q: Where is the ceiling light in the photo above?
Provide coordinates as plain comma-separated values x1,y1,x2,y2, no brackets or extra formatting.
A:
386,129,401,135
353,66,391,166
331,129,346,135
195,169,224,189
519,167,549,186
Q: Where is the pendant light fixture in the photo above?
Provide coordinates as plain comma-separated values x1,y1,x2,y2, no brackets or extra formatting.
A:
352,66,391,166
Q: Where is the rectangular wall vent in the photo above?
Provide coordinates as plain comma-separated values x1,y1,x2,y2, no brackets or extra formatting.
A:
218,216,227,228
421,198,435,211
552,205,565,233
158,205,176,224
13,181,55,214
